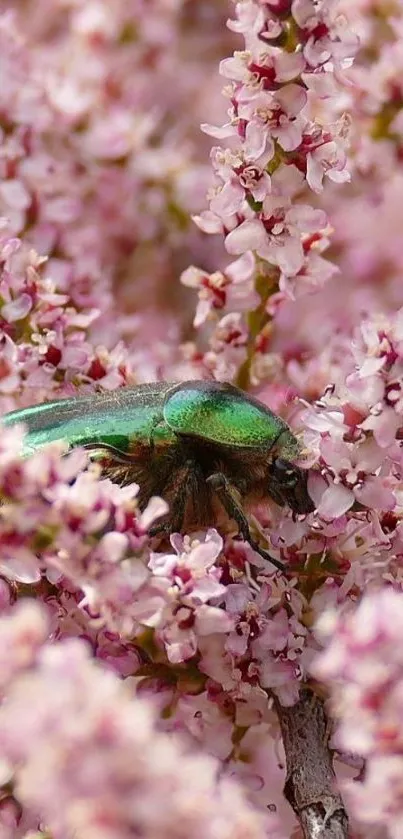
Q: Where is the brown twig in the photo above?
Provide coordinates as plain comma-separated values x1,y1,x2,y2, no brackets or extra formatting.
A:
274,688,349,839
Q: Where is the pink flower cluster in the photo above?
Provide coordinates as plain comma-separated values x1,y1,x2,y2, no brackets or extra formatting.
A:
0,3,233,390
0,599,278,839
314,588,403,838
184,304,403,737
303,309,403,521
181,0,358,384
201,575,309,708
0,425,163,630
0,227,132,411
0,424,309,823
220,305,403,598
0,426,235,659
282,0,403,357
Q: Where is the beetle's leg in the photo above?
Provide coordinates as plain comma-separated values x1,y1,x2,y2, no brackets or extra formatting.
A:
149,458,205,538
148,479,188,539
207,472,285,573
207,473,250,536
81,443,137,464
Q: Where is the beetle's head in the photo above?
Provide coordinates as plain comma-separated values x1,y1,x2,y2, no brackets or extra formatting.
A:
268,457,315,515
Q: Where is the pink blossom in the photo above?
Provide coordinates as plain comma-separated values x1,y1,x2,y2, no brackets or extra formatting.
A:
204,313,249,381
0,601,276,839
0,426,170,634
314,589,403,835
0,599,48,692
226,199,327,274
150,530,234,664
181,252,260,326
292,0,359,68
188,0,358,383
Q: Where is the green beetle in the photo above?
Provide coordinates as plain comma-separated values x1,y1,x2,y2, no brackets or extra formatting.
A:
2,381,314,571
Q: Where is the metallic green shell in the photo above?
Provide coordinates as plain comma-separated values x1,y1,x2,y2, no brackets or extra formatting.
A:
2,380,301,461
2,382,175,455
164,381,300,454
